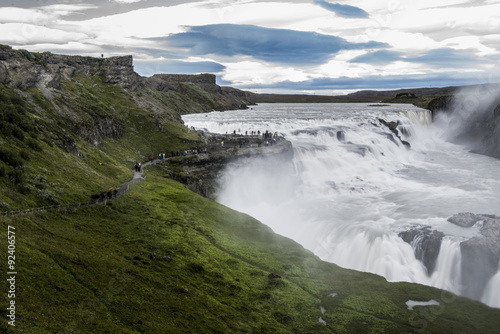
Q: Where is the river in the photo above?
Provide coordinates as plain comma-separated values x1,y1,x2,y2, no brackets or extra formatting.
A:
182,103,500,308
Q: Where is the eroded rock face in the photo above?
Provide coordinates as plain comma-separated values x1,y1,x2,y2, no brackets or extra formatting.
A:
448,213,500,299
167,134,293,199
377,118,411,148
77,117,124,147
399,227,445,275
0,46,139,90
427,89,500,159
447,212,485,227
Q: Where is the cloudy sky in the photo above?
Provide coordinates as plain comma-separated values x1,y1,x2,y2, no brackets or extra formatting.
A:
1,0,499,94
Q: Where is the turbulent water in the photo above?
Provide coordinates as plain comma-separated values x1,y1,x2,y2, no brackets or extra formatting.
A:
182,103,500,308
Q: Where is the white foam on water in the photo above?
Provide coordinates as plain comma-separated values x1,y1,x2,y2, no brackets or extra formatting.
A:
183,103,500,307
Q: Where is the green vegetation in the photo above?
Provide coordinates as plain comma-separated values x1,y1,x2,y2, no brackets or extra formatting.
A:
2,166,500,333
0,77,199,210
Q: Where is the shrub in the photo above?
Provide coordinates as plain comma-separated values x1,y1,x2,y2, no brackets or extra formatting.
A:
37,189,59,203
20,150,30,161
27,139,43,152
0,166,5,177
12,126,25,141
19,183,34,194
0,148,23,167
0,201,9,210
7,168,23,184
0,121,14,136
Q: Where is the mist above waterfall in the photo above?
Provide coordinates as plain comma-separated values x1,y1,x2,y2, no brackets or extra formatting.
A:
183,103,500,308
433,84,500,158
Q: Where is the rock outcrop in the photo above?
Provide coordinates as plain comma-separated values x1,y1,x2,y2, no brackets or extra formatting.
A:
166,134,293,199
144,74,255,114
0,44,256,152
378,118,411,148
427,88,500,159
0,44,254,112
448,213,500,299
0,45,139,90
399,226,445,275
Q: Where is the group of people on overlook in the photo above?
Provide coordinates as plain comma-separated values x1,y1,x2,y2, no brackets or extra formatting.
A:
91,127,282,204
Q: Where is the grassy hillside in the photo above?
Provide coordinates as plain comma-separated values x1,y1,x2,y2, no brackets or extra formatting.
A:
0,75,199,211
2,166,500,333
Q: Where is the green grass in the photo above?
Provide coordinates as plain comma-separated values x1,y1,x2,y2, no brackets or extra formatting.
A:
1,165,499,333
0,76,201,210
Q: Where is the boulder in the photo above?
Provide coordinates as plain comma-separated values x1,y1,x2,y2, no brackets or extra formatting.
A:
447,212,484,227
336,131,345,142
448,213,500,299
378,118,411,149
399,226,445,275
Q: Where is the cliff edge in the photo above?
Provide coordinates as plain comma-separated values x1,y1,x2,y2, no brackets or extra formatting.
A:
0,45,254,113
427,85,500,159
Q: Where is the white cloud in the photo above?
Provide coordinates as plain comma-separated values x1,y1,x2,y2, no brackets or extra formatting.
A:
0,23,90,45
110,0,146,3
0,4,96,25
222,60,311,86
0,8,54,25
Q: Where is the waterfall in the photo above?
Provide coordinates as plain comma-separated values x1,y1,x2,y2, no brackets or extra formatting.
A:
482,262,500,308
182,103,500,308
430,238,462,294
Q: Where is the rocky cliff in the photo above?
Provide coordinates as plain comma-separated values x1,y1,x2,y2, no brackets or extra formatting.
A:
0,45,139,90
427,86,500,159
165,133,293,199
0,44,255,154
0,45,254,112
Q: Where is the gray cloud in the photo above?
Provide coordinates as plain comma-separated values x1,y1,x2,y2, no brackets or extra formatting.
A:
350,48,486,69
161,24,387,66
313,0,369,18
237,71,500,91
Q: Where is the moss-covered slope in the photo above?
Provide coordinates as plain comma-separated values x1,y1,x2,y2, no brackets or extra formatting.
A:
2,166,500,333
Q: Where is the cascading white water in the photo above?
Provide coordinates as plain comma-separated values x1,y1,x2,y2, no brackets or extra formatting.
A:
482,262,500,308
182,103,500,308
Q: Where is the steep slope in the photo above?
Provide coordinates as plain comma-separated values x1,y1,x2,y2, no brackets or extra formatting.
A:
0,45,254,210
2,167,500,333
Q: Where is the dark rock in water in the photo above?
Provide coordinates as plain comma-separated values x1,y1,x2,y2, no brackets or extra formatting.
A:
399,226,444,274
447,212,484,227
450,213,500,299
378,118,411,149
398,125,411,138
343,143,369,157
336,130,345,142
378,118,399,135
